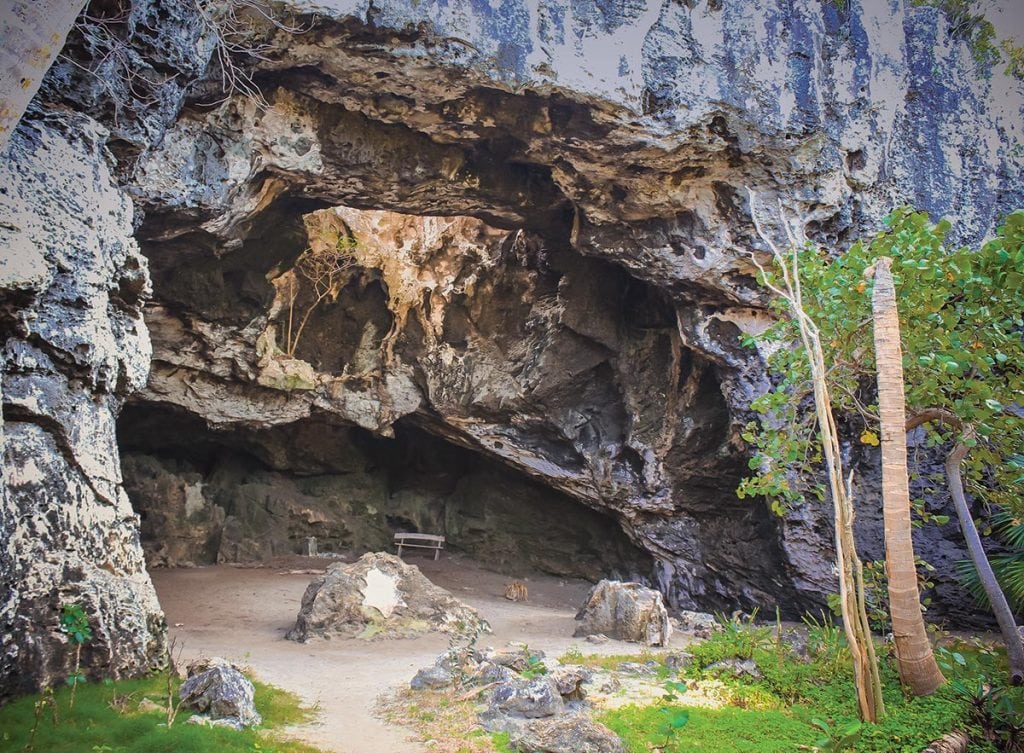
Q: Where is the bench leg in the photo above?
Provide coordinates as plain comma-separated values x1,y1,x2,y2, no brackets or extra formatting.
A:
434,546,440,561
397,543,403,558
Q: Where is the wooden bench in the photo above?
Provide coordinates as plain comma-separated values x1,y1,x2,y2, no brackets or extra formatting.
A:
394,532,445,560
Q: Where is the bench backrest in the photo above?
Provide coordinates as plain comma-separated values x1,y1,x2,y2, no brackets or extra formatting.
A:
393,532,445,543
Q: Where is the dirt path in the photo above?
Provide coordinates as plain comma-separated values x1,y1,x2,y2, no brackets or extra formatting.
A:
152,553,673,753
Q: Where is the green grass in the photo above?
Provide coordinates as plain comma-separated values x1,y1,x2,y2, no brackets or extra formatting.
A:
597,623,1019,753
604,705,817,753
558,648,673,679
0,675,323,753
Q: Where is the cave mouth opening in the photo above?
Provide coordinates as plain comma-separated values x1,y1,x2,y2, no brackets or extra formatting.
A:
116,402,654,584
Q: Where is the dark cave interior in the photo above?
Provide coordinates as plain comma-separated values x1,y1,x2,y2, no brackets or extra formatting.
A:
117,403,655,583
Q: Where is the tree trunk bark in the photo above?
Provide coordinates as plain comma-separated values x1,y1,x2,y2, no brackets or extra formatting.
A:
921,731,968,753
0,0,87,154
747,192,884,722
946,435,1024,685
870,257,945,695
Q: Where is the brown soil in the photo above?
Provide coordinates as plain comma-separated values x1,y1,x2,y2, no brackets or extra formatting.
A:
152,552,677,753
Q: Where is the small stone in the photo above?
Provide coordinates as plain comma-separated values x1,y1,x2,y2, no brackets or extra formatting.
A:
677,610,718,633
511,716,625,753
410,664,454,690
489,677,564,719
599,677,621,693
483,645,545,672
615,661,657,676
664,651,694,671
179,657,261,728
550,666,591,700
475,661,517,684
137,697,162,714
705,657,762,679
187,714,247,730
584,633,609,645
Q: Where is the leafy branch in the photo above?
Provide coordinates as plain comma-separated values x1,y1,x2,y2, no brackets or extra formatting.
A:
745,189,884,722
739,206,1024,684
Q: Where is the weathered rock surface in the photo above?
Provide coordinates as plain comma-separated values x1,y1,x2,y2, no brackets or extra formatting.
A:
675,610,720,639
574,580,672,646
3,0,1023,697
286,552,486,641
410,663,455,690
486,677,565,720
180,657,261,729
510,716,625,753
0,112,165,699
706,658,763,680
550,666,591,701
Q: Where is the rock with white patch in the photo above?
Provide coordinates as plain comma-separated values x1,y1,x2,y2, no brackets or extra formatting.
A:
285,552,486,641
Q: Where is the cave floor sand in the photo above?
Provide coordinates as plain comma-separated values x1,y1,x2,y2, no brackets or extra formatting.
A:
152,553,676,753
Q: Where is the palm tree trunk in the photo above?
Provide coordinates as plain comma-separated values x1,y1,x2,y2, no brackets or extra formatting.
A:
922,731,969,753
870,257,945,695
946,435,1024,685
0,1,87,154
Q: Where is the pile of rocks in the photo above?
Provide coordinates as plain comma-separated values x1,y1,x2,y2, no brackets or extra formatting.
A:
410,643,623,753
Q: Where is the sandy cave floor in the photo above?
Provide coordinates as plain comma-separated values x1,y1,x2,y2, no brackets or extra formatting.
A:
152,552,684,753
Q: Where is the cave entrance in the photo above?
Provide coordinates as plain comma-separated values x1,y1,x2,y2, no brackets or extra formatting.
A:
116,403,653,583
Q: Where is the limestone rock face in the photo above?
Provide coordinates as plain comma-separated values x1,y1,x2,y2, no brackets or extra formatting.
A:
574,580,672,646
3,0,1022,697
0,113,164,699
119,0,1022,623
286,552,486,641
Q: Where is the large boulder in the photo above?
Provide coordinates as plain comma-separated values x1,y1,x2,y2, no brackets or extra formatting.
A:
286,552,486,641
179,657,261,729
574,580,672,647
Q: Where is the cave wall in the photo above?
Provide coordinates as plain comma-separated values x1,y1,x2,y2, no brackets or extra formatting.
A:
0,114,165,698
118,406,652,580
137,204,801,612
1,0,1022,694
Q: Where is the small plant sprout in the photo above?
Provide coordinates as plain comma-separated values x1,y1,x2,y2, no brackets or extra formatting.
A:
164,637,187,727
809,718,863,753
521,651,548,680
59,603,92,709
26,687,58,753
654,680,690,750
